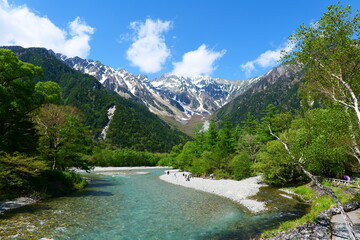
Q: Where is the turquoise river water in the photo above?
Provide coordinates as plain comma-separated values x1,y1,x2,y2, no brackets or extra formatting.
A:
0,169,308,239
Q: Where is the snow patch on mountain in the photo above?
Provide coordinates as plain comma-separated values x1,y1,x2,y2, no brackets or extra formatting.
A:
59,55,261,124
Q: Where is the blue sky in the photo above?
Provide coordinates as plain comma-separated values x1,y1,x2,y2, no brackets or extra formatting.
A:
1,0,359,80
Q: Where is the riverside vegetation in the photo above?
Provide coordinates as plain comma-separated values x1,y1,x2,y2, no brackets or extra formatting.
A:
0,49,171,200
1,2,360,239
160,3,360,237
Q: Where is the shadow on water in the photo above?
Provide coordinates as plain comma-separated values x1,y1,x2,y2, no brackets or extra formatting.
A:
84,178,118,188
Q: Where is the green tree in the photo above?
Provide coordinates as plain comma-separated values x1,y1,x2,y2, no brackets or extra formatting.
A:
283,3,360,163
56,115,92,170
253,139,302,185
242,112,259,135
254,108,350,185
229,152,253,180
0,49,42,154
35,104,92,171
35,81,61,104
216,116,235,157
174,141,199,170
236,113,262,162
257,104,279,143
0,152,48,197
267,113,357,240
206,120,218,149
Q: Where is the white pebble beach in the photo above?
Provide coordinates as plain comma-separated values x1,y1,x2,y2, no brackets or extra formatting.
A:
159,170,268,213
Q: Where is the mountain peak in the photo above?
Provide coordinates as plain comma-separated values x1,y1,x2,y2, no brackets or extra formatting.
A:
61,55,261,124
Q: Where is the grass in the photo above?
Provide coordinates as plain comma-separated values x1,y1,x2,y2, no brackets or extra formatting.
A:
260,182,354,238
291,185,316,201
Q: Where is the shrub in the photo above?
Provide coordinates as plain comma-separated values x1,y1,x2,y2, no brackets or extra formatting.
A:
229,152,253,180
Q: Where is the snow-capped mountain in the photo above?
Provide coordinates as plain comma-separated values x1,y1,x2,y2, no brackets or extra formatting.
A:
59,55,259,123
151,74,258,119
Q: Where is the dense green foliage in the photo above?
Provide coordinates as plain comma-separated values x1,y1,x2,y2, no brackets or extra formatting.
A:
92,148,166,167
31,170,88,198
2,46,188,152
0,49,43,154
163,111,279,180
254,108,353,185
164,104,357,185
0,50,91,199
35,104,93,171
0,152,48,198
283,3,360,169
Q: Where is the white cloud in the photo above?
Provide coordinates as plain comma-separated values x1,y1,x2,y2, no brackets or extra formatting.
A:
126,18,172,73
172,44,226,77
241,42,293,77
0,1,94,58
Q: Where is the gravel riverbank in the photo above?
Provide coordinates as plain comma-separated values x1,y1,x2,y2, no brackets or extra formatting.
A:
159,170,267,213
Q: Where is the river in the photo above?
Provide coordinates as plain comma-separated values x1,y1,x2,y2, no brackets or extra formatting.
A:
0,169,308,239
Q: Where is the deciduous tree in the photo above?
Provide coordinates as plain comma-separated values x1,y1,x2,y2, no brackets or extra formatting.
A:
0,49,42,154
283,3,360,163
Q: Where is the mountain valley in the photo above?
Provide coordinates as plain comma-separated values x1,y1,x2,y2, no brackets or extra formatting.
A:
60,55,302,131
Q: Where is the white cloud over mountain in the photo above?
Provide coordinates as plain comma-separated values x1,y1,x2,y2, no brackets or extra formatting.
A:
172,44,226,77
126,18,172,73
0,0,94,58
240,42,292,77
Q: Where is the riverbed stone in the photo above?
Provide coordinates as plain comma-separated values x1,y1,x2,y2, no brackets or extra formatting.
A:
265,201,360,240
265,221,331,240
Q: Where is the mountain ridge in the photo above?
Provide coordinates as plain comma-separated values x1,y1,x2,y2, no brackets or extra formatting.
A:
60,55,260,124
212,64,303,125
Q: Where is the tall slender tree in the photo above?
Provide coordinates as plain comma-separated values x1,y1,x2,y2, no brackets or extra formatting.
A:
283,3,360,163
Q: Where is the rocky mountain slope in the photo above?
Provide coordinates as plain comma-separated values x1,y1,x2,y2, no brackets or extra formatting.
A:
60,56,260,123
212,64,303,125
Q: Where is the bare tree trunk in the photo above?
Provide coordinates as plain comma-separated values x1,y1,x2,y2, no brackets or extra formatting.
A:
345,106,360,164
52,159,56,171
268,126,357,240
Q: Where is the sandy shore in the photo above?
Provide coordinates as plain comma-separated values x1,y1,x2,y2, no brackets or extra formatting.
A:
159,170,267,213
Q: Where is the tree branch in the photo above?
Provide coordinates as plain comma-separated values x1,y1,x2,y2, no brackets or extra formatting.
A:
268,125,357,240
